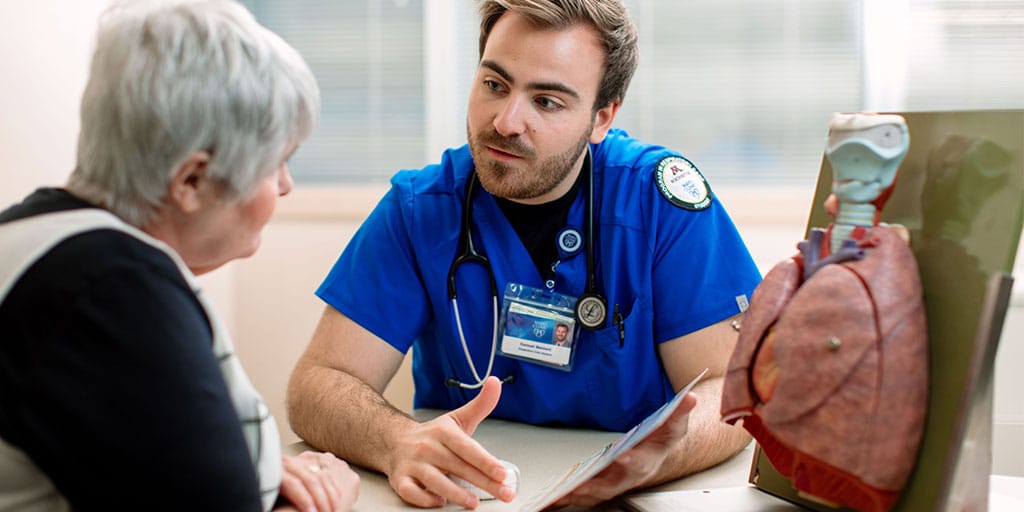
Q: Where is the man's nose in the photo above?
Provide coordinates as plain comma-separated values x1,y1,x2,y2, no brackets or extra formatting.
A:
493,96,527,137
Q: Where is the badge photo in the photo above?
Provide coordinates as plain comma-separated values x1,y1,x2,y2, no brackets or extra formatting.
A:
501,300,576,368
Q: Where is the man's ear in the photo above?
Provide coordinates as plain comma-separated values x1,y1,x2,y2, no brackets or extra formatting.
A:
589,100,621,144
166,151,212,214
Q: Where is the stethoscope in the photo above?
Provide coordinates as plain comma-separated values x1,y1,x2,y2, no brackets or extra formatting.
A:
445,148,606,389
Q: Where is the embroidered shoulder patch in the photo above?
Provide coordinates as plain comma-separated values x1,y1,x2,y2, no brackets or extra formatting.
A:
654,156,713,211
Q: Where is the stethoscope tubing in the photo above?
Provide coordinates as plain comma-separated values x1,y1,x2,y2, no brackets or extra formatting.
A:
445,148,604,388
449,295,499,389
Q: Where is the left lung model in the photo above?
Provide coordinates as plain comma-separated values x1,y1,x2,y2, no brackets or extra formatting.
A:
721,113,929,512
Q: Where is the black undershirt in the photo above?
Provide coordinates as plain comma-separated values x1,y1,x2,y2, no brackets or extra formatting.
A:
494,167,586,280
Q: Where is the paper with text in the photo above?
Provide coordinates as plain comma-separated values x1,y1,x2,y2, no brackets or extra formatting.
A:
518,368,709,512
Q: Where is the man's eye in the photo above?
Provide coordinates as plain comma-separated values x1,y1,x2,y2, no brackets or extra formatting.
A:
537,97,562,110
484,79,503,92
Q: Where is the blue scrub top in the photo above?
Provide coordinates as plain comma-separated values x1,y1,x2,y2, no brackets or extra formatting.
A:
317,129,761,432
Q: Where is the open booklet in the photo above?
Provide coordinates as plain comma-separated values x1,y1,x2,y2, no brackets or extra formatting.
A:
518,368,709,512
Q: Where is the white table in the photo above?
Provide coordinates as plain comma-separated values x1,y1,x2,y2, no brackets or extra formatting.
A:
288,410,1024,511
289,410,757,511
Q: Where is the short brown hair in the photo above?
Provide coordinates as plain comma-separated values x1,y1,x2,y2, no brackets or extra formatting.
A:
477,0,638,111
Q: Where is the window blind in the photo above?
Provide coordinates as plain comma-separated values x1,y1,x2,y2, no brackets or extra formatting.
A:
904,0,1024,111
243,0,1023,187
615,0,862,186
244,0,426,183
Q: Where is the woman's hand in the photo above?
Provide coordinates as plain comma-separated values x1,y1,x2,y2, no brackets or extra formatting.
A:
275,451,360,512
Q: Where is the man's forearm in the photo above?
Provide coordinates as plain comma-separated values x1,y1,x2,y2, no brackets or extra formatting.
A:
642,377,752,488
287,363,414,473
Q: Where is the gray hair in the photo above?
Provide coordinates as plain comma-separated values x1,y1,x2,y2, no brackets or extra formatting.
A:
477,0,638,111
68,0,320,227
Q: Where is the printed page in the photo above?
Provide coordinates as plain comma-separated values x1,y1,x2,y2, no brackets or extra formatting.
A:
518,368,709,512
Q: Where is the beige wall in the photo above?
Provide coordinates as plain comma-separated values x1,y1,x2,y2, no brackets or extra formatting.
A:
2,0,1022,477
0,0,108,208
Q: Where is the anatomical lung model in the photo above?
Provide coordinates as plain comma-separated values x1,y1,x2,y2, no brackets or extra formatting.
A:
721,113,929,512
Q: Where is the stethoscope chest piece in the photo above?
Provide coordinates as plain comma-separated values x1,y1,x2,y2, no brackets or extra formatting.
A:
574,292,607,329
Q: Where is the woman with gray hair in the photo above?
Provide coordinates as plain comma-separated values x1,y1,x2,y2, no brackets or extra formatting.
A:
0,1,357,510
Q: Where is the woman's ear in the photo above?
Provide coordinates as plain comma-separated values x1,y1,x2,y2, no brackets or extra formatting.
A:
166,151,212,214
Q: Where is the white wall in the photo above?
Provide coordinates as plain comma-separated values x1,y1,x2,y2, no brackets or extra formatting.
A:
0,0,109,207
2,0,1021,477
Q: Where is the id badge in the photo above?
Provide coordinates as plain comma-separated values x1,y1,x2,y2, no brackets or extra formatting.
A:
498,282,578,371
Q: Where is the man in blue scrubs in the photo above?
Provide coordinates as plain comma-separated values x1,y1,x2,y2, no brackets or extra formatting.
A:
288,0,761,509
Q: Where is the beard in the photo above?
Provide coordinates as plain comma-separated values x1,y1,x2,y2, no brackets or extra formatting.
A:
468,123,592,201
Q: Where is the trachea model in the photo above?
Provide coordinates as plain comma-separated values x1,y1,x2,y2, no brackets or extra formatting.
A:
721,113,929,512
